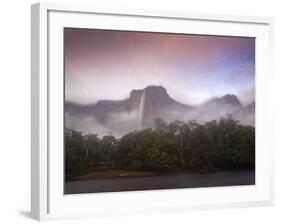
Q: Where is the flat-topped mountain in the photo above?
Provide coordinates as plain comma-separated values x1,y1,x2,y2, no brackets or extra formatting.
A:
65,85,192,128
65,85,254,137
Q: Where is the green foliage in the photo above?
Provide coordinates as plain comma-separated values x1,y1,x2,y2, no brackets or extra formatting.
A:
65,128,89,180
65,115,255,180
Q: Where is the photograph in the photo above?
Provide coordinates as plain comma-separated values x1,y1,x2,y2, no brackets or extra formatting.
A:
64,28,255,194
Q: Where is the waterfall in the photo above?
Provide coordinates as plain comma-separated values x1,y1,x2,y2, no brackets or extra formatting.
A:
138,89,146,130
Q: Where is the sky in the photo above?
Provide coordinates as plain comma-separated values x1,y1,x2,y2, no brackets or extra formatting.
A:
64,28,255,106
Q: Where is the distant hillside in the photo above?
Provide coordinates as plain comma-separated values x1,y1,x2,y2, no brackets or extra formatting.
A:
65,85,254,137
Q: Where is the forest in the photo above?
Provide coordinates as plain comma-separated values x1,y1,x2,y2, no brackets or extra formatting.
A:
65,115,255,181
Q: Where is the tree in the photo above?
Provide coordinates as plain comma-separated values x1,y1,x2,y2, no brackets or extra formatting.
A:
154,117,167,130
65,115,255,179
65,128,88,180
100,135,117,168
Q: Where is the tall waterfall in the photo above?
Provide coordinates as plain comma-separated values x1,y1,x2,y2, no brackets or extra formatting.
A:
138,89,146,130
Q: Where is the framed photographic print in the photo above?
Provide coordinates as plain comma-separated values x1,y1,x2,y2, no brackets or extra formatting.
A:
31,2,274,221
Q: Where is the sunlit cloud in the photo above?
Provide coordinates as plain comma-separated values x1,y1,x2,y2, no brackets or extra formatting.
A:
65,28,255,105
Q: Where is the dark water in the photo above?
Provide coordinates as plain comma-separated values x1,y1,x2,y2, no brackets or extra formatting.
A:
65,170,255,194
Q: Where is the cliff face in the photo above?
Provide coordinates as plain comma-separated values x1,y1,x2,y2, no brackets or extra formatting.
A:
128,89,143,111
65,85,254,137
65,85,192,128
134,86,192,128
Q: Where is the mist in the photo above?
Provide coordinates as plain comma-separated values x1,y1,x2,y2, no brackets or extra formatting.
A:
65,110,140,138
65,101,254,138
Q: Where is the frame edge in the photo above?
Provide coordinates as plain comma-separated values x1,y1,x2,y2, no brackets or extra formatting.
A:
31,3,40,221
31,2,275,220
31,2,49,221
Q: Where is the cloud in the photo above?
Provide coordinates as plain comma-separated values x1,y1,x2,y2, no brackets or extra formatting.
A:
65,28,255,105
65,110,140,138
238,88,255,106
66,103,254,138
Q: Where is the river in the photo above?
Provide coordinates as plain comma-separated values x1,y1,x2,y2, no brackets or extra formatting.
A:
65,170,255,194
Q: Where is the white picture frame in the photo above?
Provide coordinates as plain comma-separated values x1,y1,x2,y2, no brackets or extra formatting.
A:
31,2,274,221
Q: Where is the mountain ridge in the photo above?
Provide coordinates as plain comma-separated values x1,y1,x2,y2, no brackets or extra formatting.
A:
65,85,254,136
65,85,193,124
66,86,247,112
